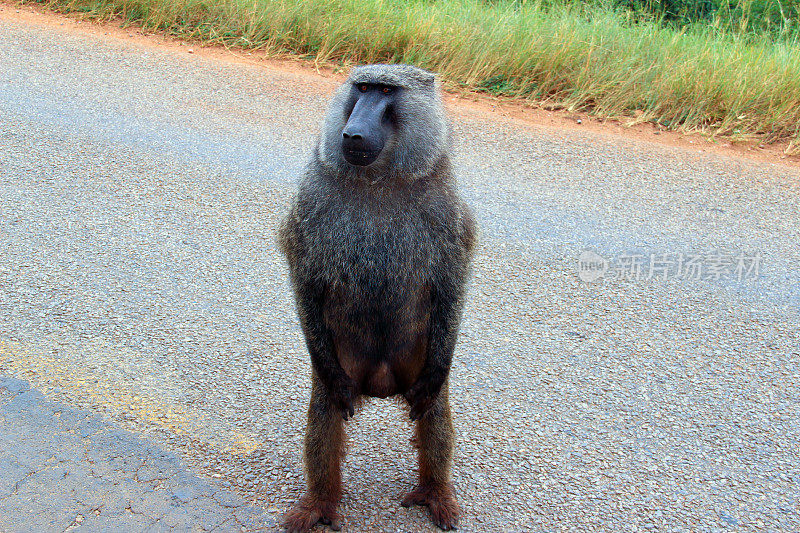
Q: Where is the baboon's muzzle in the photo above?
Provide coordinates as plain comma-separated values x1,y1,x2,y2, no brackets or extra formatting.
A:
341,91,391,167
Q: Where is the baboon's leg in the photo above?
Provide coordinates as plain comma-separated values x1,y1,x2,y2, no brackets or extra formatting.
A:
282,374,346,533
402,382,460,531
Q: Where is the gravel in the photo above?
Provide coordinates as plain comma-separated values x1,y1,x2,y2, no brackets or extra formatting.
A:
1,9,799,532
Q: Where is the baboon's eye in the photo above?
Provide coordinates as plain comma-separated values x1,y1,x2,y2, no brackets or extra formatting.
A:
381,86,393,95
358,84,368,93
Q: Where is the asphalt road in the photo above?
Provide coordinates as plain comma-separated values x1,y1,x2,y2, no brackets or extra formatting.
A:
1,7,799,533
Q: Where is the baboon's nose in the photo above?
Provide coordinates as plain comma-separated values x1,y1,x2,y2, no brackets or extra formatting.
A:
342,129,369,155
342,131,363,141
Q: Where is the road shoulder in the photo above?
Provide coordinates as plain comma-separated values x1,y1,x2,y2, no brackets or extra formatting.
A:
0,375,275,532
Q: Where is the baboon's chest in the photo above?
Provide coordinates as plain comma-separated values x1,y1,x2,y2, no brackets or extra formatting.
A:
305,197,442,395
314,224,436,396
309,206,439,298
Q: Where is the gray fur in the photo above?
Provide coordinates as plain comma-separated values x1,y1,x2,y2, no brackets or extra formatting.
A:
317,64,450,183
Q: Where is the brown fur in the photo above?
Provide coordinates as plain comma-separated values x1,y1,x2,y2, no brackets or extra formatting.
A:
283,376,347,533
401,382,460,530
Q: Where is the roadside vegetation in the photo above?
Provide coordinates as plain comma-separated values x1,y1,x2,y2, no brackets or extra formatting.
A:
25,0,800,152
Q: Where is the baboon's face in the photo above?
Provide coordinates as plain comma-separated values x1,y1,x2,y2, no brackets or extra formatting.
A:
340,83,399,167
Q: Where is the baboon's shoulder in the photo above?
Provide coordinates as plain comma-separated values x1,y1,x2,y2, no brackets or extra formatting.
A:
277,200,304,260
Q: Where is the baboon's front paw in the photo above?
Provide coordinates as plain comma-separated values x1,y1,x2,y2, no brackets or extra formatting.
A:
401,484,460,531
282,496,341,532
330,380,356,420
405,384,439,421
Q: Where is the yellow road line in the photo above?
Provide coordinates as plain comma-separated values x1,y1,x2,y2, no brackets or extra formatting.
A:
0,337,260,455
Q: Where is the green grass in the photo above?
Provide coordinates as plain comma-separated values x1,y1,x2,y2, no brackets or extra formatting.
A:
610,0,800,38
26,0,800,152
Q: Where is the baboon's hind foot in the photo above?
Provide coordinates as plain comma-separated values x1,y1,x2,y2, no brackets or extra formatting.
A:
282,496,341,532
402,483,459,531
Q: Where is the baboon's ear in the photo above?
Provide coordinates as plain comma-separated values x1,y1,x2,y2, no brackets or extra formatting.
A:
421,72,436,88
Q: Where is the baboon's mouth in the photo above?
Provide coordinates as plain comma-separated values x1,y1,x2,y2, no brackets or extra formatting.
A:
343,148,379,167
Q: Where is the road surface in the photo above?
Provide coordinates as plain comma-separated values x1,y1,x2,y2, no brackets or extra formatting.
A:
0,6,799,532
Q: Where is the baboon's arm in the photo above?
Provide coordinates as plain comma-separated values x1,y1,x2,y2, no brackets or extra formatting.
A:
294,280,357,421
405,205,475,421
405,278,464,421
282,208,357,421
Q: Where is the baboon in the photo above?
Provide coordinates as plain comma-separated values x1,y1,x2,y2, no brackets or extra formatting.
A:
278,64,476,532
